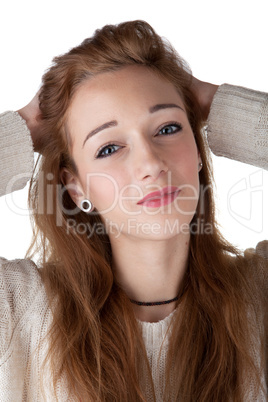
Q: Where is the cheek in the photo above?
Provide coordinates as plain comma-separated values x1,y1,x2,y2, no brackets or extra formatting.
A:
180,152,200,201
80,166,129,214
170,137,199,182
84,175,118,213
170,140,200,215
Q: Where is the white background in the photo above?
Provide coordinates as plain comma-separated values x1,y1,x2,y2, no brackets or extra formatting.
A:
0,0,267,259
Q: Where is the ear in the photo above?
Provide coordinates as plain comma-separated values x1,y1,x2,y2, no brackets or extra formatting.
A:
197,151,203,172
60,168,85,208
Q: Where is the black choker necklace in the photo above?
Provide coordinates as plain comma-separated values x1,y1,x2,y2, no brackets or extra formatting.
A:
129,295,179,306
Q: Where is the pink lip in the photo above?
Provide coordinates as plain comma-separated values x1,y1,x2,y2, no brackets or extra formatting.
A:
137,186,180,208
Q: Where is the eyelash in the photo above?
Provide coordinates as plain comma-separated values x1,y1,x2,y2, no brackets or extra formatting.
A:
157,122,182,136
96,143,122,159
95,122,183,159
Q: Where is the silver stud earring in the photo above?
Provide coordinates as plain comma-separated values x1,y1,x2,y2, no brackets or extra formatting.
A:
80,199,94,213
198,162,203,171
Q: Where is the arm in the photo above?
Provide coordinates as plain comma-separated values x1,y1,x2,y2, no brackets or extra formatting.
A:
0,111,34,197
191,78,268,170
0,92,41,197
0,99,49,395
207,84,268,170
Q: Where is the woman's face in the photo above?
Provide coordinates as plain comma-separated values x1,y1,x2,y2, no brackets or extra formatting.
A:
65,66,201,240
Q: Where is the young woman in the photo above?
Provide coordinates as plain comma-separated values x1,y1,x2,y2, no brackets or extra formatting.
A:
0,20,267,401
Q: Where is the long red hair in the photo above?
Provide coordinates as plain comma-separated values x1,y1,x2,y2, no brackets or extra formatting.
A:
27,20,266,401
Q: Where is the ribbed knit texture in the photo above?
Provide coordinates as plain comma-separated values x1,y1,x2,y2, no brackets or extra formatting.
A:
207,84,268,169
0,111,34,197
0,84,267,401
138,310,176,401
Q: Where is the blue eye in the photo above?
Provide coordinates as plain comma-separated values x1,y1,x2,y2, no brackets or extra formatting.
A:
158,123,182,136
96,144,121,158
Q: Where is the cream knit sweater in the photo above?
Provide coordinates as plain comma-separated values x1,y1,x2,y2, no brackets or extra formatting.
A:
0,84,267,401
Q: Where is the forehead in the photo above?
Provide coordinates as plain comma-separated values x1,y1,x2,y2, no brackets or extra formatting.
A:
68,66,184,116
65,66,186,152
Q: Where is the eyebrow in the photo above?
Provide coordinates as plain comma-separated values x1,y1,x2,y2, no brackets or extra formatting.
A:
82,120,118,148
149,103,184,113
82,103,184,148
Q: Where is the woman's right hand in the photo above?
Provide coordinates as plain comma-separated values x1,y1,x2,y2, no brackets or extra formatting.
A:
17,91,43,153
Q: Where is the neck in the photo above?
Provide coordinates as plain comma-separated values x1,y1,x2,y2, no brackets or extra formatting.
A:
110,232,190,322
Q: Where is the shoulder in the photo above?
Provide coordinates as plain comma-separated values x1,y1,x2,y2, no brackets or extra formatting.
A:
0,257,48,353
0,256,43,296
241,241,268,317
0,257,45,316
244,240,268,289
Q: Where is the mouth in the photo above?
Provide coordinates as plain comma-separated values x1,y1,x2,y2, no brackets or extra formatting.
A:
137,186,181,208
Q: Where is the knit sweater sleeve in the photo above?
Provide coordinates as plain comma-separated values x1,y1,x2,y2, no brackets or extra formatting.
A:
245,240,268,295
0,111,34,197
207,84,268,170
0,257,44,353
0,112,55,400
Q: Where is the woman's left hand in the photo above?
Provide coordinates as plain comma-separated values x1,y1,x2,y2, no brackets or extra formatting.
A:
191,77,219,121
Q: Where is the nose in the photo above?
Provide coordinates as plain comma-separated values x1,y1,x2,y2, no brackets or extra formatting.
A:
133,140,168,182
